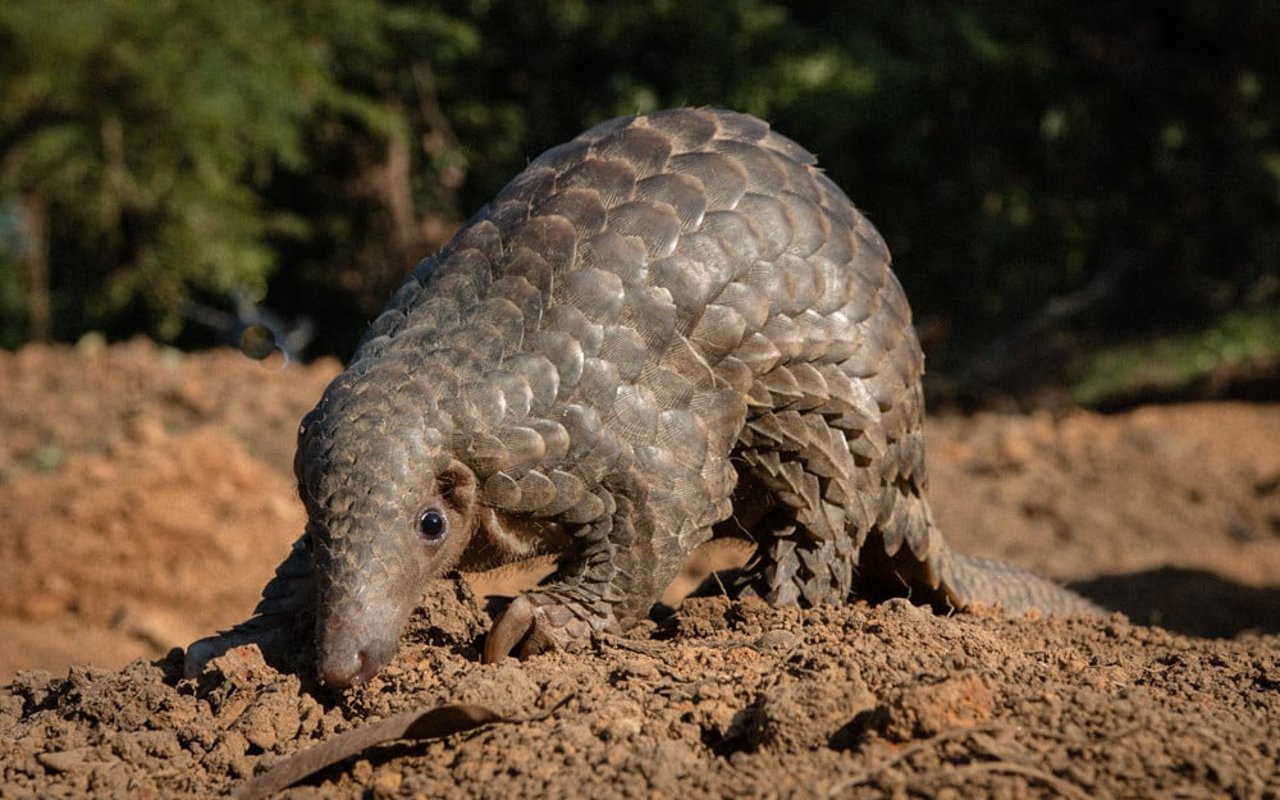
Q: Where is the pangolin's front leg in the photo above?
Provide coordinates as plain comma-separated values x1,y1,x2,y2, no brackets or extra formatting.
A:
183,533,315,677
484,463,706,661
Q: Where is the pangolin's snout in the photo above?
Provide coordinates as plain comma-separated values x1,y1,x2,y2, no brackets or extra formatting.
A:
317,633,398,688
315,589,409,688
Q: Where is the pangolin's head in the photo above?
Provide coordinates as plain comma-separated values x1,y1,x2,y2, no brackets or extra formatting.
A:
295,373,478,688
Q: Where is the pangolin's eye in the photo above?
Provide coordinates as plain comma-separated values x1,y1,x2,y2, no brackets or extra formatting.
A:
417,508,449,542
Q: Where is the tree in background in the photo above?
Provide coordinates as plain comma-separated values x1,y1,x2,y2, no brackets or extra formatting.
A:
0,0,400,342
388,0,1279,387
2,0,1277,400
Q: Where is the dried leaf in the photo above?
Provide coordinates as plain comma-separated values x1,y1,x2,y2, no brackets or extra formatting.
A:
235,696,570,800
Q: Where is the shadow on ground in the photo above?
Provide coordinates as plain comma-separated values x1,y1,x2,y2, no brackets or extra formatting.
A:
1073,567,1280,638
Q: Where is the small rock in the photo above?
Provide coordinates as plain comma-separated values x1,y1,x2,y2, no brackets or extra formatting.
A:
371,766,404,797
874,675,996,742
37,747,96,774
731,670,873,750
753,629,799,652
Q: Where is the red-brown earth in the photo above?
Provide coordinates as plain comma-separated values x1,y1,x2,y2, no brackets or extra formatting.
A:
1,339,1277,797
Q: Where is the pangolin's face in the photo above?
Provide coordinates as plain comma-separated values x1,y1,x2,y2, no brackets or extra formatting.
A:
296,400,477,688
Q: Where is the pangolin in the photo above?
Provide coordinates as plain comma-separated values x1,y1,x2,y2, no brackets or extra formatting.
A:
186,108,1101,689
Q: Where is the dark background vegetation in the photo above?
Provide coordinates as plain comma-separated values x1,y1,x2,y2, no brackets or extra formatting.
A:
2,0,1277,406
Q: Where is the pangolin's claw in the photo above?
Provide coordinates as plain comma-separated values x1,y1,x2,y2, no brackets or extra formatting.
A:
483,593,593,662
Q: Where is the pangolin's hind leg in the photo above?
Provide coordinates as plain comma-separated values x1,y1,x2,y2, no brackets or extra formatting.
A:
730,412,922,609
732,409,1100,614
731,383,1103,615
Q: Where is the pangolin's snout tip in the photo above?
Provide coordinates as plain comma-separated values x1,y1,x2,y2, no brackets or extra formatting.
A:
318,646,385,689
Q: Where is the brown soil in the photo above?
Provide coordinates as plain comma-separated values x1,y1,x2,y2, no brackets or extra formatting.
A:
2,339,1278,798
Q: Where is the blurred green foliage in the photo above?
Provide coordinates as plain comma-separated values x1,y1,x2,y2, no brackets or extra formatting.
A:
1072,307,1280,407
2,0,1277,399
0,0,397,340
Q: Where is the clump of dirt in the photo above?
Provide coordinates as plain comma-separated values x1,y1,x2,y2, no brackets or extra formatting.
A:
1,341,1278,798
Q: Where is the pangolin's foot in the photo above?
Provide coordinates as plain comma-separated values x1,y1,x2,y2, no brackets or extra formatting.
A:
483,591,608,662
183,533,315,678
184,616,311,678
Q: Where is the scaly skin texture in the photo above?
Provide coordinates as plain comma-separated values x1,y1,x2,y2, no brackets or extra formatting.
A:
185,108,1101,688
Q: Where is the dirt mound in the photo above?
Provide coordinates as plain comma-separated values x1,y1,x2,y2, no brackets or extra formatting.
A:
2,341,1278,797
0,339,338,677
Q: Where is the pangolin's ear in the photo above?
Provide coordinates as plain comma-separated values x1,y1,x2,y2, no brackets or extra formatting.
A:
436,459,478,513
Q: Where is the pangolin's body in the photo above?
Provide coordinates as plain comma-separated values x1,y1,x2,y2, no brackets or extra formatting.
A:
186,108,1100,688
